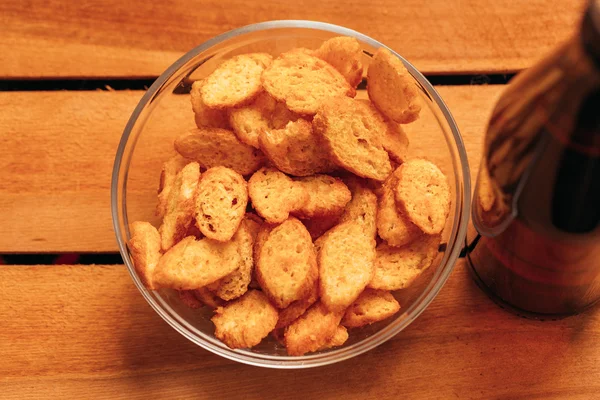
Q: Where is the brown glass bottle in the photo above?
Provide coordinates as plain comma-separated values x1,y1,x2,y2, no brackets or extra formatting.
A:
467,0,600,317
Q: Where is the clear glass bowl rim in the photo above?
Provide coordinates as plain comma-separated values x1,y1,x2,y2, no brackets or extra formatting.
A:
111,20,472,369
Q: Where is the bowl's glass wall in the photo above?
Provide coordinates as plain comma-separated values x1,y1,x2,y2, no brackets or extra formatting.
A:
112,21,470,368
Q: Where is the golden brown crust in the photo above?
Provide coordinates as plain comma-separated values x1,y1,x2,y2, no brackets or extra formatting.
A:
313,97,392,181
367,48,421,124
200,53,272,109
376,173,421,247
341,289,400,328
394,159,451,235
206,217,256,301
195,166,248,242
262,51,355,115
174,128,265,176
128,221,162,290
255,217,318,308
318,222,376,312
153,236,240,290
158,162,201,251
229,92,276,148
284,302,344,356
212,290,279,349
247,167,309,223
339,176,378,238
258,119,335,177
293,175,351,219
369,234,440,290
190,80,230,129
275,280,319,329
314,36,364,88
382,119,410,164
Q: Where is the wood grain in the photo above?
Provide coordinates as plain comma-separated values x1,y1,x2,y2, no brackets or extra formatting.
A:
0,0,585,78
0,85,494,252
1,262,599,399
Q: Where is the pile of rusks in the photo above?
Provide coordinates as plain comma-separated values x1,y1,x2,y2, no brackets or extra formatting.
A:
129,37,451,356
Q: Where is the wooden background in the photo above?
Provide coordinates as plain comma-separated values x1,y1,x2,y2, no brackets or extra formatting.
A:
1,0,598,398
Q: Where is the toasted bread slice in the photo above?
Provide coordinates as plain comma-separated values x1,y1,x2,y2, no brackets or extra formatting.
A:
317,325,349,351
174,128,265,176
255,217,318,308
376,173,421,247
206,217,258,301
248,167,309,223
394,159,451,235
128,221,161,290
293,175,351,219
313,96,392,181
229,92,276,148
339,176,378,238
190,80,230,129
284,302,344,356
302,213,342,241
159,162,201,251
275,280,319,329
153,236,240,290
195,166,248,242
156,155,191,219
342,289,400,328
258,119,335,177
262,51,355,115
382,119,410,164
314,37,363,88
369,235,440,290
200,53,272,109
193,287,224,308
318,221,376,312
178,290,203,309
212,290,279,349
270,101,301,129
367,48,421,124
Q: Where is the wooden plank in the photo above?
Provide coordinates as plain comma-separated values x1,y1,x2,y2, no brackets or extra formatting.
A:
1,262,599,399
0,0,585,78
0,85,493,252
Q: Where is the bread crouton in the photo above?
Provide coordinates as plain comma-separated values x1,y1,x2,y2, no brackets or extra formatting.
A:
195,166,248,242
293,175,351,219
275,280,319,329
318,221,376,312
174,128,265,176
248,167,309,223
284,302,344,356
313,96,392,181
339,176,378,238
190,80,230,129
193,287,224,308
156,155,191,219
317,325,349,350
153,236,240,290
270,101,301,129
229,92,276,148
342,289,400,328
376,173,421,247
262,51,355,115
302,213,342,241
159,162,201,251
369,235,440,290
367,48,421,124
258,119,335,177
128,221,161,290
206,216,257,301
255,217,318,308
314,36,364,88
200,53,273,109
212,290,279,349
382,120,410,164
393,159,450,235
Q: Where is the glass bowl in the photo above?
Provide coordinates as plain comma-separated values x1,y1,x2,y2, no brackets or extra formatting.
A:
111,20,471,369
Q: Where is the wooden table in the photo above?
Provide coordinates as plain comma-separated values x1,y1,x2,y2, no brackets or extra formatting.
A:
1,1,598,398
